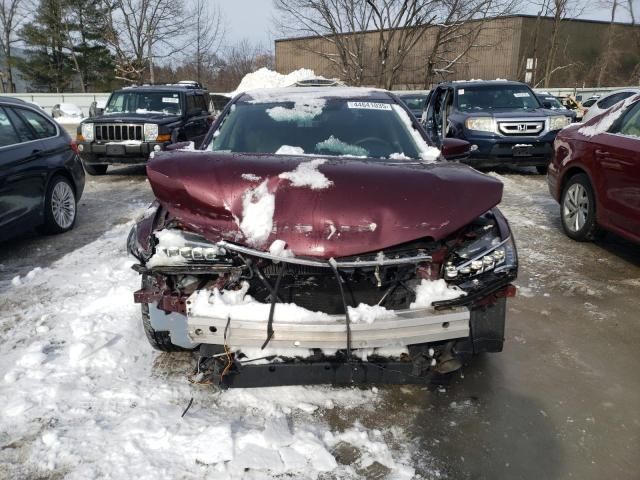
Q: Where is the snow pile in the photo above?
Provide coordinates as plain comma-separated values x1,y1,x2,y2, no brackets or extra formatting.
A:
54,116,83,125
0,218,422,479
276,145,305,155
239,180,275,246
268,239,295,258
279,159,333,190
267,98,326,123
389,152,411,160
230,67,320,96
392,104,441,162
316,135,368,157
410,279,466,309
188,281,332,324
10,267,42,286
347,303,396,324
579,94,639,137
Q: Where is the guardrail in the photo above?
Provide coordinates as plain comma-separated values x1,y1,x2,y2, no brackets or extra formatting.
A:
0,92,110,115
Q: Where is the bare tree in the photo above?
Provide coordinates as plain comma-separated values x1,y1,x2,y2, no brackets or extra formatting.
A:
0,0,24,92
597,0,618,87
188,0,224,84
105,0,188,83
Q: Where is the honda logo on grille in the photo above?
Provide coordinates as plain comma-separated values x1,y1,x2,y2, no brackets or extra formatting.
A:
517,124,528,132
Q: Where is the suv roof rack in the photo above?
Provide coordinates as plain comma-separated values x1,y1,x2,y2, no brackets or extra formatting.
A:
122,81,206,90
294,78,344,87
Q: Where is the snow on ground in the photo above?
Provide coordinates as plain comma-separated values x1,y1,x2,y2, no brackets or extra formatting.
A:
0,215,423,479
230,68,321,97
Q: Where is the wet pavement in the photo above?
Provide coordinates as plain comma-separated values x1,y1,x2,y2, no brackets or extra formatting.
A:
0,166,638,479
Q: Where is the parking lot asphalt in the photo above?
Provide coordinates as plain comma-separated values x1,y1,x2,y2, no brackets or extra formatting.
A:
0,166,638,479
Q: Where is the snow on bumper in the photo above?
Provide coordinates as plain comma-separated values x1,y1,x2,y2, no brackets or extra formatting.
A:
186,303,470,350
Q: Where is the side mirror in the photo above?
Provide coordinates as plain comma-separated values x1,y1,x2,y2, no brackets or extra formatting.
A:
441,138,471,161
543,101,553,109
166,141,191,151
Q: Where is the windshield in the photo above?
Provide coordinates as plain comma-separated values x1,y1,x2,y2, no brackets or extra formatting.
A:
105,91,182,115
539,96,564,109
206,99,429,160
456,85,541,111
397,94,427,111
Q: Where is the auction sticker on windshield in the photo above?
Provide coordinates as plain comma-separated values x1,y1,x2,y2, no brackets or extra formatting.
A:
163,97,180,103
347,101,392,111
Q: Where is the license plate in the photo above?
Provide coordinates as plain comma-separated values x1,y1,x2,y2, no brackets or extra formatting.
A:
512,145,532,157
106,145,126,156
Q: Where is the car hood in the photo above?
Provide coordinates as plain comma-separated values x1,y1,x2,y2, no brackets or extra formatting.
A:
85,113,181,125
461,109,553,119
146,152,503,259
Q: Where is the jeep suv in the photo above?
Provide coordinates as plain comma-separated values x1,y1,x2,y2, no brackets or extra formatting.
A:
424,80,570,173
76,83,212,175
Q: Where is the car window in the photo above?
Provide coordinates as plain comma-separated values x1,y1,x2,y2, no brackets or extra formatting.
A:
0,107,21,147
105,91,182,115
206,99,425,160
398,95,427,110
196,95,208,112
616,101,640,138
597,92,634,110
456,84,541,111
15,108,57,139
5,107,37,142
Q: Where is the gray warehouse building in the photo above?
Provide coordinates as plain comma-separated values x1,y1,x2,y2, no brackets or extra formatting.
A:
275,15,640,89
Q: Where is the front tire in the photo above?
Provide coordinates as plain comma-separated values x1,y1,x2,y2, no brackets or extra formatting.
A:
536,165,548,175
42,175,77,234
141,275,188,352
561,173,601,241
84,163,108,175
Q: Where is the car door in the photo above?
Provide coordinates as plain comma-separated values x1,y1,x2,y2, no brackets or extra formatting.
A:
424,87,447,146
183,94,210,147
592,100,640,237
0,106,47,236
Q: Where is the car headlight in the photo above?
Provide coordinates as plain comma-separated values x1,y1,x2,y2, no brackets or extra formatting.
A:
465,117,495,133
548,115,570,131
444,235,517,280
146,229,229,267
143,123,159,141
81,123,94,141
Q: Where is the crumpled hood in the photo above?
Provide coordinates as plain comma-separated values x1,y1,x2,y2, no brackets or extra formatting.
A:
146,152,503,259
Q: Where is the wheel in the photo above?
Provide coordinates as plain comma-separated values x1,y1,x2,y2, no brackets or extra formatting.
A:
536,165,548,175
84,163,108,175
42,175,77,234
140,275,188,352
561,173,601,241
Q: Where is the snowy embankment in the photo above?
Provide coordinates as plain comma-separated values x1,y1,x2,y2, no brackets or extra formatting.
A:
0,215,418,479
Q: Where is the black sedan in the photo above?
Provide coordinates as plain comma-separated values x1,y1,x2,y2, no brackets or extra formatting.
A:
0,97,85,242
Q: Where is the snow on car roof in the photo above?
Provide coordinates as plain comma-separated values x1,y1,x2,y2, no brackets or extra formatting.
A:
239,87,390,104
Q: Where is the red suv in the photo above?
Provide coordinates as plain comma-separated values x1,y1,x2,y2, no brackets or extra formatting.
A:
548,94,640,243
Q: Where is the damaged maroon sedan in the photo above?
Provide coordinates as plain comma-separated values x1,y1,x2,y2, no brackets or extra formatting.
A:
127,87,518,387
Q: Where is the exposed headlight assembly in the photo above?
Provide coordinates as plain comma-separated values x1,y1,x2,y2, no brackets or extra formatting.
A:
81,123,94,141
147,230,227,267
465,117,495,133
143,123,159,141
444,235,516,280
548,115,570,131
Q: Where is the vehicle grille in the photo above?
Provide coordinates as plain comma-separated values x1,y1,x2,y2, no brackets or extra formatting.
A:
95,124,143,142
497,121,544,136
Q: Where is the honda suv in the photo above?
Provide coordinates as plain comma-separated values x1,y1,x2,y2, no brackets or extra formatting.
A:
424,80,570,173
76,83,212,175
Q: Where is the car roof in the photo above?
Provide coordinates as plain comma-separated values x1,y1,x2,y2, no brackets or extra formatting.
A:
393,90,430,95
0,96,29,105
441,80,528,88
237,86,391,103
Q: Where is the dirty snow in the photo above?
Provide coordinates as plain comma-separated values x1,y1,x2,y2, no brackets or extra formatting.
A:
275,145,305,155
267,98,326,123
230,67,320,97
0,219,421,479
279,159,333,190
239,180,276,246
410,279,466,309
316,135,368,157
578,94,639,137
392,104,441,162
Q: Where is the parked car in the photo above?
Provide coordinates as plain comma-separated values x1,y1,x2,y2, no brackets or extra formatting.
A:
394,90,430,120
581,96,600,108
423,80,571,174
76,83,213,175
0,97,85,242
548,93,640,244
536,93,577,122
51,103,83,120
127,87,518,387
581,88,640,123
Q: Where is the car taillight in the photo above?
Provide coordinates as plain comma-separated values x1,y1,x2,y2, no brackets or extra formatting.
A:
70,141,79,154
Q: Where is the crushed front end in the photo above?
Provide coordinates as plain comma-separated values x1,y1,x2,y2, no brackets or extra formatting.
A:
128,203,517,388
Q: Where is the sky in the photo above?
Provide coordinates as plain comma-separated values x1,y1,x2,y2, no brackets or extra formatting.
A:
216,0,634,52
